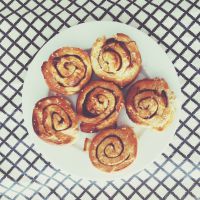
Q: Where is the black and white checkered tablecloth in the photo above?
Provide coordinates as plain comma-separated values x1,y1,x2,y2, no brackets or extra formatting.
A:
0,1,199,199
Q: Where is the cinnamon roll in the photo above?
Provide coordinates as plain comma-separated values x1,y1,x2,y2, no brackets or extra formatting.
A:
77,81,124,133
32,96,78,144
85,127,137,172
42,47,92,95
126,78,176,131
91,33,141,87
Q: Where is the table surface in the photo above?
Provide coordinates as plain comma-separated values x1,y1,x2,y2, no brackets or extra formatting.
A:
0,1,199,200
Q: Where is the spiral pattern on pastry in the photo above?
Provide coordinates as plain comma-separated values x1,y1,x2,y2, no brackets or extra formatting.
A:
77,81,124,133
32,96,78,144
88,127,137,172
126,78,175,131
91,33,141,87
42,47,92,95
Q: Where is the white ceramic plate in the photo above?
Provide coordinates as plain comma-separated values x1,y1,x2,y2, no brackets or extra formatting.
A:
22,21,181,181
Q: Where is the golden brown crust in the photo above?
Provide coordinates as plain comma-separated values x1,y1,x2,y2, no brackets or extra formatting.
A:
32,96,78,144
76,80,124,133
88,127,137,172
83,138,92,151
42,47,92,95
91,33,141,88
126,78,176,131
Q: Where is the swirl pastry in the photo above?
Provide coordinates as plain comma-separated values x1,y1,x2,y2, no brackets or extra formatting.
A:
126,78,176,131
32,96,78,144
77,81,124,133
42,47,92,95
85,127,137,172
91,33,141,87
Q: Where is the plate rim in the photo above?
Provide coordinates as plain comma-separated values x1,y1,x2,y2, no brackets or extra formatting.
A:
22,21,182,181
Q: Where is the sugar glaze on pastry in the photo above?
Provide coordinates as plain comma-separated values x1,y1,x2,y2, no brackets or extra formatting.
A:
91,33,141,87
77,80,124,133
42,47,92,95
32,96,78,144
126,78,176,131
84,127,137,172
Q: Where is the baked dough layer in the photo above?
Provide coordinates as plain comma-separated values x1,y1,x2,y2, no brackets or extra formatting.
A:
42,47,92,95
126,78,176,131
88,127,137,172
91,33,141,87
77,80,124,133
32,96,78,144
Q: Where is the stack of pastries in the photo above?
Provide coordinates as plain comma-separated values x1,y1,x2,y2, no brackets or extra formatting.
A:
32,33,176,173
